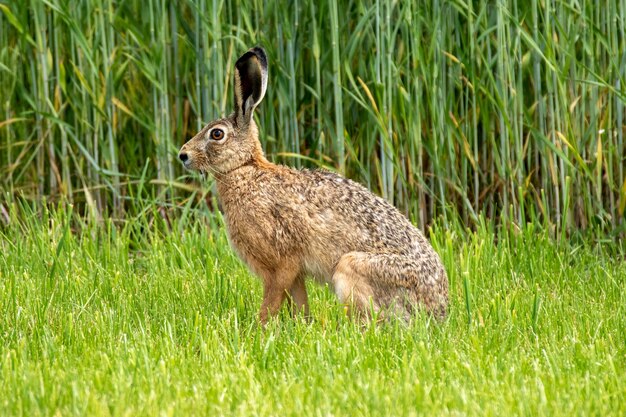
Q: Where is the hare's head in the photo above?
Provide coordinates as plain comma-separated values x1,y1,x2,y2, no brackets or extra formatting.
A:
178,47,268,175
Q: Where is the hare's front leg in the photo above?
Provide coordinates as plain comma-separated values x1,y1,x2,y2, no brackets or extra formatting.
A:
287,275,309,318
257,260,302,324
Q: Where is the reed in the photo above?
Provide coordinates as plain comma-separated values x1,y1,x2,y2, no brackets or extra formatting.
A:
0,0,624,234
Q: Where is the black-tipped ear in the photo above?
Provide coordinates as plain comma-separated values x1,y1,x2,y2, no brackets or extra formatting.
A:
234,47,268,127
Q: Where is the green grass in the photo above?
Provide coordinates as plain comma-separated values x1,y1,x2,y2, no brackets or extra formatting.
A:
1,204,625,416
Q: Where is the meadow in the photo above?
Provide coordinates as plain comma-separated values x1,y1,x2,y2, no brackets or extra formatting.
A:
1,204,625,416
1,0,626,415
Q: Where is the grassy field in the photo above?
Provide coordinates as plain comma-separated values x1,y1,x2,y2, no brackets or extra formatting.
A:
1,205,624,416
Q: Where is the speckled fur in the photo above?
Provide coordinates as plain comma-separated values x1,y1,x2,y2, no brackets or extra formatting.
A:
179,47,448,323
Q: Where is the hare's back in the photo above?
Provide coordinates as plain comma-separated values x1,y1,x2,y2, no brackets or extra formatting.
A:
291,169,429,256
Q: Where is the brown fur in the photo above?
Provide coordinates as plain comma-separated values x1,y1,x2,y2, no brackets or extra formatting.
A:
179,47,448,324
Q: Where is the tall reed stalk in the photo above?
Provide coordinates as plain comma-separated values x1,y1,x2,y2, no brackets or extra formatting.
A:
0,0,624,234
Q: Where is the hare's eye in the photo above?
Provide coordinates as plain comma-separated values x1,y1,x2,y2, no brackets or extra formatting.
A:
210,128,225,141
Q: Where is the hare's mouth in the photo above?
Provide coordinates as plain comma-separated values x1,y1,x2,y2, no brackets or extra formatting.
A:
182,160,209,178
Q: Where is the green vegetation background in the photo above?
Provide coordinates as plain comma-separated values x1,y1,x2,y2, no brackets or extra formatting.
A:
1,0,625,232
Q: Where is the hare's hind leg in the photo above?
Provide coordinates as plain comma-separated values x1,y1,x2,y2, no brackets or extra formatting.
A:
331,252,379,318
332,252,448,320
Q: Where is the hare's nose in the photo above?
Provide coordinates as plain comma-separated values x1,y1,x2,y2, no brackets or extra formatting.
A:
178,152,188,163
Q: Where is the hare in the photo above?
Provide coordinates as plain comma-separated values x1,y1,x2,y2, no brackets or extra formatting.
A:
178,47,448,324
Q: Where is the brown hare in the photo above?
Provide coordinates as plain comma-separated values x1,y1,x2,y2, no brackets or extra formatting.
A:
178,47,448,324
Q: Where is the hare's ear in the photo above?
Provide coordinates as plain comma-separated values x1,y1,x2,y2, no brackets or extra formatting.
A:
234,47,268,127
